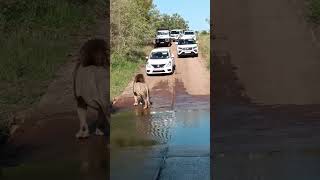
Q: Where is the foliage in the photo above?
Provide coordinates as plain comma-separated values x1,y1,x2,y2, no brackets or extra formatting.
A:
198,34,210,69
149,7,189,31
308,0,320,24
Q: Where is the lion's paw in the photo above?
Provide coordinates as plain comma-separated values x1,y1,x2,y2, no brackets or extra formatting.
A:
76,130,90,139
95,128,104,136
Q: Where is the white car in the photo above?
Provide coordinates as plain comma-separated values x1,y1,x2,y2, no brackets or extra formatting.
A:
146,48,175,75
177,37,198,57
170,29,183,42
155,30,171,47
182,30,197,41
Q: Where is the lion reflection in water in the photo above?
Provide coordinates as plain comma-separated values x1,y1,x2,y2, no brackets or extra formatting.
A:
73,39,109,139
133,74,151,109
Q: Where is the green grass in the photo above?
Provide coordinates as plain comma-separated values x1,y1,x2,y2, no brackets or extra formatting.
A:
198,34,210,69
111,53,142,99
0,0,103,142
111,46,152,99
308,0,320,24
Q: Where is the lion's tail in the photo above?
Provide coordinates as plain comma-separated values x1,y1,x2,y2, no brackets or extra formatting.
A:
73,62,81,99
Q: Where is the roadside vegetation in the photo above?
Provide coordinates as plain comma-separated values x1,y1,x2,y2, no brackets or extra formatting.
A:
110,0,188,98
307,0,320,24
198,31,210,69
0,0,104,143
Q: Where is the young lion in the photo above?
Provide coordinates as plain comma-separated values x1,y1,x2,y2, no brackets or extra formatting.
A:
133,74,151,109
73,38,109,139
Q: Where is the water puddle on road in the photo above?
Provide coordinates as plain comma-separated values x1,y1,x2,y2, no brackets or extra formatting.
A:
110,109,210,147
110,109,210,180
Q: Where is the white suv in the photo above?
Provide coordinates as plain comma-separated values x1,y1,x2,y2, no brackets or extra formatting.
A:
155,30,171,47
146,48,175,75
182,30,196,41
170,29,183,42
177,37,198,57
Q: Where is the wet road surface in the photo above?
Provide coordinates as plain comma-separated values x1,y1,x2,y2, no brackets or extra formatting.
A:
111,43,210,179
212,0,320,179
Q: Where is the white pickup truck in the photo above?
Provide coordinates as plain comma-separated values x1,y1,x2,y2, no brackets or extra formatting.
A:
154,29,171,47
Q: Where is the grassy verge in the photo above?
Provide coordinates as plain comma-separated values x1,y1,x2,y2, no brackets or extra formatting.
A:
307,0,320,24
0,0,103,143
111,46,153,99
198,34,210,69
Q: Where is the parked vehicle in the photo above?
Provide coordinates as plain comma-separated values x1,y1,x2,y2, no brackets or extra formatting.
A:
145,48,175,75
170,29,183,42
177,37,198,57
182,30,197,41
154,29,171,47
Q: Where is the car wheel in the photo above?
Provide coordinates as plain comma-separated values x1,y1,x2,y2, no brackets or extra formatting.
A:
195,54,198,57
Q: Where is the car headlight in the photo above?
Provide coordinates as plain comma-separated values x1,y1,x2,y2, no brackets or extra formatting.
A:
178,47,182,50
146,62,152,68
166,61,172,67
193,47,198,49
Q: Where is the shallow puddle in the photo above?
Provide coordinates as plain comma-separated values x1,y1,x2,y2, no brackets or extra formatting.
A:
110,109,210,147
110,109,210,180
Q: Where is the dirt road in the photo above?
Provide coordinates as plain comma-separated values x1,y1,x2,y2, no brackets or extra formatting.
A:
212,0,320,179
0,18,108,179
111,43,210,180
113,43,210,111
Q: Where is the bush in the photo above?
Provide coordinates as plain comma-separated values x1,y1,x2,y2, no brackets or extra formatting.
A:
308,0,320,24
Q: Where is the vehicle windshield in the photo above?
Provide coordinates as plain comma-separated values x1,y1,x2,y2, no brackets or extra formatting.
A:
171,31,179,34
157,31,169,35
150,51,169,59
178,39,196,45
184,31,194,35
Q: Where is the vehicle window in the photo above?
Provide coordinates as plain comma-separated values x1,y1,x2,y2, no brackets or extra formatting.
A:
150,51,169,59
178,39,196,45
171,31,179,34
184,32,194,35
157,31,169,35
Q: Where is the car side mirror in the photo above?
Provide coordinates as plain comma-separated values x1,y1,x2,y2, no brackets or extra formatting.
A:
145,56,148,61
175,42,178,45
171,55,174,59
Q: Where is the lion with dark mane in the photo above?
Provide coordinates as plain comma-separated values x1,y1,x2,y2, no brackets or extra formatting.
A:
73,38,109,139
133,73,151,109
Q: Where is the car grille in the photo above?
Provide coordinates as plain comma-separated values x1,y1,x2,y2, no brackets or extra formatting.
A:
152,64,165,68
183,47,193,50
153,70,165,72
